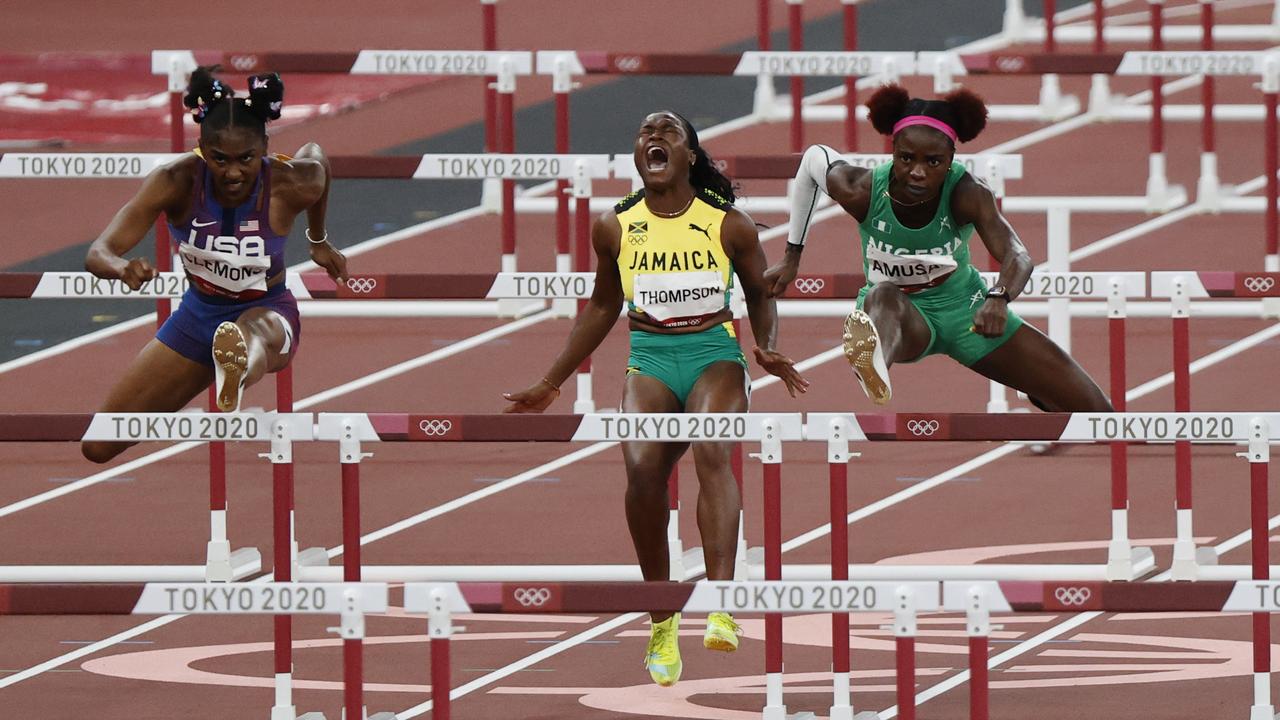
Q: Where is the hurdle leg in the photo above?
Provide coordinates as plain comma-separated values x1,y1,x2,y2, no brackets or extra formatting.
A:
1169,279,1203,579
1105,287,1153,579
571,180,596,413
893,587,918,720
964,586,991,720
1264,57,1279,274
667,468,684,580
1245,419,1273,720
339,421,371,720
786,0,804,153
551,62,576,319
731,442,748,581
265,415,298,720
428,586,455,720
759,421,787,720
1196,0,1222,209
494,59,528,318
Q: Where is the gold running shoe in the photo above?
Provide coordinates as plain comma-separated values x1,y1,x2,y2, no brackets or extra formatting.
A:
643,613,682,687
842,308,892,405
212,321,249,412
702,612,742,652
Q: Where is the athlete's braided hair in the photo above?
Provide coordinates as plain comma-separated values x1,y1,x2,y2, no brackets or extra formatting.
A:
865,84,988,144
671,112,737,203
183,65,285,141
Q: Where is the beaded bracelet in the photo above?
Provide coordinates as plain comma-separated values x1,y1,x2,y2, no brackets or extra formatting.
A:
540,377,561,393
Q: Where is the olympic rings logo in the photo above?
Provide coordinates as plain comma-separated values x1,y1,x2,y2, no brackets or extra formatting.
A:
1053,586,1092,606
995,55,1026,73
346,277,379,294
906,419,940,436
613,56,642,72
418,419,454,436
228,55,259,72
792,278,826,294
513,587,552,607
1243,276,1276,293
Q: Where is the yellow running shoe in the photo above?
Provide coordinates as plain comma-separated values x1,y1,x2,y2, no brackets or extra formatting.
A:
212,321,249,412
842,308,892,405
643,613,682,687
703,612,742,652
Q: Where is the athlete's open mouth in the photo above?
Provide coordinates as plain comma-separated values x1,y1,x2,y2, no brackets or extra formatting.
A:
644,144,670,173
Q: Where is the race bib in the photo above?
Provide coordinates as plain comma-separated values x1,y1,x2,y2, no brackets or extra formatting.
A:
633,271,725,325
866,244,957,287
178,242,270,296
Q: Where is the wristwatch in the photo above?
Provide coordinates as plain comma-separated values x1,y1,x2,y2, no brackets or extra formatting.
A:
986,286,1011,302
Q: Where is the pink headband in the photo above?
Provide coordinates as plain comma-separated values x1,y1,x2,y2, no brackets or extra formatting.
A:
892,115,958,144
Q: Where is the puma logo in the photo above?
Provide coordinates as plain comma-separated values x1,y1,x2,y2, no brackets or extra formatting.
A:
688,222,712,241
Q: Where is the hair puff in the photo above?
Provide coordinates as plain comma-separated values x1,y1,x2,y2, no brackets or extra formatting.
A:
942,87,988,143
865,84,911,137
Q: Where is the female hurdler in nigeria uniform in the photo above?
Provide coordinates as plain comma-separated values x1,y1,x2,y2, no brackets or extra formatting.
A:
767,84,1112,413
504,111,809,687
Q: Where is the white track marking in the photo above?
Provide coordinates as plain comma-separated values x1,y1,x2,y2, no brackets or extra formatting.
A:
0,442,196,520
0,314,155,375
396,612,645,719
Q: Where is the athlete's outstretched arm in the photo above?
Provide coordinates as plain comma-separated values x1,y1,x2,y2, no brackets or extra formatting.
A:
85,161,188,290
290,142,347,282
503,212,627,412
725,208,808,397
954,175,1033,337
765,144,870,297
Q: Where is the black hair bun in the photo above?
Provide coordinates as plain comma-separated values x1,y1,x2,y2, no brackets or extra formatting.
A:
182,65,233,123
245,73,284,122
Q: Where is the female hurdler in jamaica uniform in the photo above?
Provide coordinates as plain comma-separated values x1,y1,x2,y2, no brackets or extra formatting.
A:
82,66,348,463
504,111,809,687
767,84,1112,413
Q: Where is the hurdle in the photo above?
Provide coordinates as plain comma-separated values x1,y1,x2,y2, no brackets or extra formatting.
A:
1150,271,1280,580
0,580,389,720
0,411,312,583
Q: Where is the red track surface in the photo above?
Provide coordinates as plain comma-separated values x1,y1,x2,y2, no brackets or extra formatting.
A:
3,1,1280,718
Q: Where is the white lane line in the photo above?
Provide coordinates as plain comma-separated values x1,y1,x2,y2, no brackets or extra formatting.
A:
0,311,554,519
0,315,156,375
396,613,645,719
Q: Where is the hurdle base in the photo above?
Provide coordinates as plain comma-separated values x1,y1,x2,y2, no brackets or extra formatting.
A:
828,707,878,720
206,546,262,583
368,713,398,720
752,563,1127,581
677,546,703,581
296,712,326,720
271,706,297,720
297,546,331,569
1248,705,1274,720
1261,297,1280,320
1106,545,1156,581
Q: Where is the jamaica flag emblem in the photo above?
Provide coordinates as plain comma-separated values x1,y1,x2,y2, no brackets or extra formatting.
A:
627,220,648,246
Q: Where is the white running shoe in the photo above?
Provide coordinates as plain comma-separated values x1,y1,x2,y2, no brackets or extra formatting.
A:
212,321,248,412
842,309,892,405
